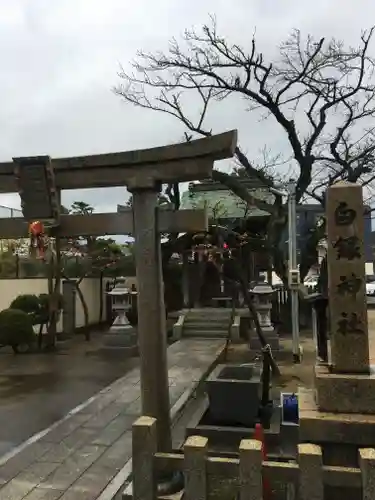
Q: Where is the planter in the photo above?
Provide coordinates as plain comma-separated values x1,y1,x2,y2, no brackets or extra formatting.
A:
206,363,262,426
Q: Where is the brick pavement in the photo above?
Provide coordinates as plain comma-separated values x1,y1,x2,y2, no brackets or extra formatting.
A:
0,339,224,500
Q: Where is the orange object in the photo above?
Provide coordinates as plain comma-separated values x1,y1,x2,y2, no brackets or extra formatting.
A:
29,220,44,235
254,423,271,499
29,221,47,259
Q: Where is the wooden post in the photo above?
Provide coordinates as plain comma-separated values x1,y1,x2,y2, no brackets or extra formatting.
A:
298,443,323,500
132,416,157,500
239,438,263,500
184,435,208,500
359,448,375,500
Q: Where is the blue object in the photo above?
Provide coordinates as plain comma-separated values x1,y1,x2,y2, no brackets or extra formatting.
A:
282,393,299,424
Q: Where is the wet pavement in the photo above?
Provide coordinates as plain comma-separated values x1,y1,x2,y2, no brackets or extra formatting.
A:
0,334,138,458
0,339,225,500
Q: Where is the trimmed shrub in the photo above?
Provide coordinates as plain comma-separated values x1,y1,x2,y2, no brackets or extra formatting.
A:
0,308,35,353
38,293,64,324
10,294,40,315
38,293,64,311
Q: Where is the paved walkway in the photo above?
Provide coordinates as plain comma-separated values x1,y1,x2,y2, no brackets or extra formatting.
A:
0,334,139,457
0,339,224,500
0,334,138,457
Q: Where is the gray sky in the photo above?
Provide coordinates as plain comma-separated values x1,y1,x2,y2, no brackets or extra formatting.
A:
0,0,373,213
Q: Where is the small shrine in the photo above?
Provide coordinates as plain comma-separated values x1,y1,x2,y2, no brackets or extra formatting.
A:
179,177,273,307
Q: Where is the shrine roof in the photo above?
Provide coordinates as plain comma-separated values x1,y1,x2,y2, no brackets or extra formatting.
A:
180,178,274,219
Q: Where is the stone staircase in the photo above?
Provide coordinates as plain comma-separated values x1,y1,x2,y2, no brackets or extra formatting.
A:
180,308,233,339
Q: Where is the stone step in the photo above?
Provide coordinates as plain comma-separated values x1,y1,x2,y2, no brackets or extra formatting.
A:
188,311,232,315
186,312,231,317
182,329,228,338
186,316,231,322
187,308,233,313
184,321,230,329
185,315,231,321
186,317,231,323
184,326,229,333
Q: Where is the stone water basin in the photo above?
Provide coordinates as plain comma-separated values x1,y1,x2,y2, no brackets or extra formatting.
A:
206,363,261,427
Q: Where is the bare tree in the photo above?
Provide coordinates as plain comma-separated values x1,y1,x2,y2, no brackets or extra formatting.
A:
114,19,375,282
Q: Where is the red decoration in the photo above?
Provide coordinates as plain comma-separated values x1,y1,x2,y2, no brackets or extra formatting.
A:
29,221,47,259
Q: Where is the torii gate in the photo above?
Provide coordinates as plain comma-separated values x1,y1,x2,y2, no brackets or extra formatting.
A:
0,130,237,451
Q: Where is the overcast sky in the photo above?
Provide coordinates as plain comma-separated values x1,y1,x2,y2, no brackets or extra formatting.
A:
0,0,374,214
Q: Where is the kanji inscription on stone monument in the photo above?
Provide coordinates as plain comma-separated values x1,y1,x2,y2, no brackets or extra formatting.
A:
326,181,370,373
334,201,357,226
333,236,361,260
337,312,365,336
337,273,362,298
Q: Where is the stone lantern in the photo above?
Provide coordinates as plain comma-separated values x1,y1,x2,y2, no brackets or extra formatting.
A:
104,276,137,352
250,282,279,350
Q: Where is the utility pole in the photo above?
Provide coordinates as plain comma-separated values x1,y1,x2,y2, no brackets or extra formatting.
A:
287,179,301,363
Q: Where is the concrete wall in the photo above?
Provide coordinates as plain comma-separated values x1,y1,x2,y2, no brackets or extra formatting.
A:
0,278,109,333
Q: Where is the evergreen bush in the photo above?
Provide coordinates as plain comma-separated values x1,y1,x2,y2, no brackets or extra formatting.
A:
10,294,40,315
0,308,35,353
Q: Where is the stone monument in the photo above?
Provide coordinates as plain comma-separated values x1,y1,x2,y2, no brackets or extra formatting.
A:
315,181,373,413
103,277,137,354
299,181,375,486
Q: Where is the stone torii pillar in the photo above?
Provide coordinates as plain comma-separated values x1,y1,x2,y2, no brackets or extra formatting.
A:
131,188,171,451
126,172,237,450
125,134,237,452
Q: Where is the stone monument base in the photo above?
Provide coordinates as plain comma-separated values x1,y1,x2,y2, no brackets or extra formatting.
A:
100,345,139,357
314,364,375,414
299,387,375,500
299,387,375,466
250,326,279,351
101,325,138,356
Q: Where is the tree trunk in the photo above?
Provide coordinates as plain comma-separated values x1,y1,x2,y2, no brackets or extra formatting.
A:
195,259,206,307
99,271,104,323
76,284,90,340
222,257,281,378
38,323,44,350
46,251,56,350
